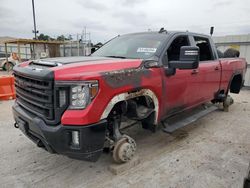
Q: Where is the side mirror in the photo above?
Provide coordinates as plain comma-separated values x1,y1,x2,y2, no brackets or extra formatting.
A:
169,46,199,69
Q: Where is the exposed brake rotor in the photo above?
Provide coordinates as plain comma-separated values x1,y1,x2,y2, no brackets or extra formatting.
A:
112,135,136,163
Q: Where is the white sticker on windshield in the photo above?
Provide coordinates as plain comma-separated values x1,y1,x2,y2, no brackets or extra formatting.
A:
137,47,157,53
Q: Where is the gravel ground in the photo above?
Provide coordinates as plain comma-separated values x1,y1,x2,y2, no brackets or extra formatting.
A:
0,69,12,76
0,88,250,188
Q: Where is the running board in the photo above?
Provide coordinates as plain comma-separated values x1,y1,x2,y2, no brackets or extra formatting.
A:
162,105,218,133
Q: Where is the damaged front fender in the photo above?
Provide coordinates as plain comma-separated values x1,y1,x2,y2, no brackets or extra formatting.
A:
100,89,159,124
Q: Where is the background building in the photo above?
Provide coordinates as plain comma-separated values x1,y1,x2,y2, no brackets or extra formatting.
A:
0,39,92,60
213,34,250,87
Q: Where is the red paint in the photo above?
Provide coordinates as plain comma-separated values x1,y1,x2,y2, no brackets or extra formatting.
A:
51,57,246,126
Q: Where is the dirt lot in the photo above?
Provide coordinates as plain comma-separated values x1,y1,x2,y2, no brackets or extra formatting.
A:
0,69,12,76
0,87,250,188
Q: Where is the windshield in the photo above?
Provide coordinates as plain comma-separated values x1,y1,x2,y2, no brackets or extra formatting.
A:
92,34,166,59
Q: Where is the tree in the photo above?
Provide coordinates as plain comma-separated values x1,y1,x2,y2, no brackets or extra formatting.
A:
57,35,66,41
37,33,51,41
67,35,73,41
56,35,73,41
37,33,73,41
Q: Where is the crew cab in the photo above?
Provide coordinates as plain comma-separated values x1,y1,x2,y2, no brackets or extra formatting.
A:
12,30,247,163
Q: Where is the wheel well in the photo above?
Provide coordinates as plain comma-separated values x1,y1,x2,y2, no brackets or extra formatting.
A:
105,94,157,135
230,74,242,94
107,95,155,119
3,62,14,70
4,61,14,66
101,89,159,123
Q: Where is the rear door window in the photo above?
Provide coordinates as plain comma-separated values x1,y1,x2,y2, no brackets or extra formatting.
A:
194,36,214,61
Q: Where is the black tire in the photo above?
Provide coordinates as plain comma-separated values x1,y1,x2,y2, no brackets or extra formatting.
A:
3,62,14,71
224,48,240,58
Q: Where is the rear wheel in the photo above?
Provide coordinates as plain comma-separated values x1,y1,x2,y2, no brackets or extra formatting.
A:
223,95,234,112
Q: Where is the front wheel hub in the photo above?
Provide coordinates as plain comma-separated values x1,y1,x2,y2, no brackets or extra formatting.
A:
112,135,136,163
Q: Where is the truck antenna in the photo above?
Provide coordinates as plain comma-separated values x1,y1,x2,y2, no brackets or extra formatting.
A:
210,26,214,36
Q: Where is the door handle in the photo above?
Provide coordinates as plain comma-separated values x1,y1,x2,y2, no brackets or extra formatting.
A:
214,66,219,71
191,69,199,75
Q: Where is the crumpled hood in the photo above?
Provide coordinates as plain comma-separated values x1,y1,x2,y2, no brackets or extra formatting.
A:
48,56,143,81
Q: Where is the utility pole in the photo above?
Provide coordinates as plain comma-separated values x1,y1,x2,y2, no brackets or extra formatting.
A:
77,34,80,56
84,26,86,42
32,0,38,39
82,26,91,43
81,27,92,55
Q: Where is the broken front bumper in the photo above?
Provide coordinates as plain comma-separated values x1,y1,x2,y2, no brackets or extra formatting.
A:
12,102,107,162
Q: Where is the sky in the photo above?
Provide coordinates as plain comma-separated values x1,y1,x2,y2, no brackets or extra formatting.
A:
0,0,250,43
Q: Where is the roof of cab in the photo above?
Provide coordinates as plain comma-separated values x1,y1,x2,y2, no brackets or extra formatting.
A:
123,31,211,38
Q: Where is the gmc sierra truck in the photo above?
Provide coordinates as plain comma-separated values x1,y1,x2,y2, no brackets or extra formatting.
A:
12,30,247,163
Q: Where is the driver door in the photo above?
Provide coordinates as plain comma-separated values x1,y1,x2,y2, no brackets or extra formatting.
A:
162,35,198,116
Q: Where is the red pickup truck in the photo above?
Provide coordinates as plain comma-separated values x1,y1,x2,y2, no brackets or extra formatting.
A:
12,31,247,163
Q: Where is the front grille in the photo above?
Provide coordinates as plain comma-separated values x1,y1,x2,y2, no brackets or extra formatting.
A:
14,73,55,120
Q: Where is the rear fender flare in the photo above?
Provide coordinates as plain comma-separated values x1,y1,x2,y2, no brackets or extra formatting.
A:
227,72,243,94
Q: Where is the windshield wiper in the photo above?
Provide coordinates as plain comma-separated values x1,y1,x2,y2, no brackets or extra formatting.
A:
105,55,126,59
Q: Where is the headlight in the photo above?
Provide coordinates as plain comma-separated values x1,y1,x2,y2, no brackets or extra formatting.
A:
71,85,90,109
69,81,98,109
56,80,99,109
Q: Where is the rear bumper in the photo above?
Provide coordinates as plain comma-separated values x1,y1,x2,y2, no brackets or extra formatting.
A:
12,102,107,162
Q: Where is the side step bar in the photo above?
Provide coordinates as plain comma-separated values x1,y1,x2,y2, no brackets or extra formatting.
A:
162,105,218,133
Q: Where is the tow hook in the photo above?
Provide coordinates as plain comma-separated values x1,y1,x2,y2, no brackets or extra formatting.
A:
14,122,19,128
